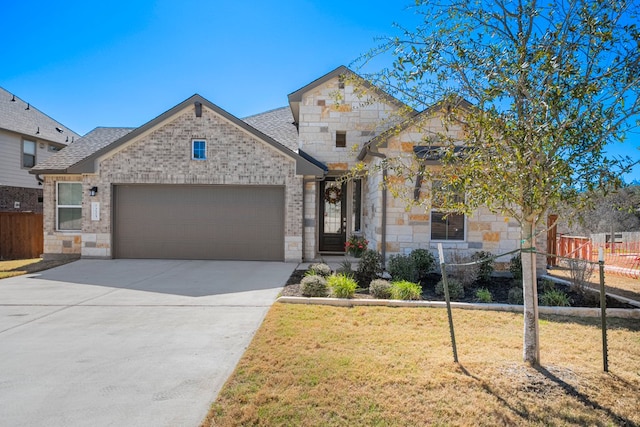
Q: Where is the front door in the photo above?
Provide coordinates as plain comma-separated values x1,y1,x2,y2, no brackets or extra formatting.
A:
319,179,346,252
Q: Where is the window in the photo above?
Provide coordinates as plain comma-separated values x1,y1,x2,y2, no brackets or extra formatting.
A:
336,131,346,148
430,181,465,241
352,179,362,232
23,139,36,168
57,182,82,230
192,140,207,160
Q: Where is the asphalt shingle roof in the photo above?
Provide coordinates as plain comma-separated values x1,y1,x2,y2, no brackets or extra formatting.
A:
243,107,298,151
31,127,134,172
0,87,80,145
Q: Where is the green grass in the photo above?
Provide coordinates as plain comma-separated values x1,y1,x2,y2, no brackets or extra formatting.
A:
203,304,640,426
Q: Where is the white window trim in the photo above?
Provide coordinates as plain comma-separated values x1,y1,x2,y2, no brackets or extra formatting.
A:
191,139,207,160
22,139,36,169
56,182,82,231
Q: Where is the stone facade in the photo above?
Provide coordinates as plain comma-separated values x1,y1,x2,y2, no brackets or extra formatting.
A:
42,174,83,259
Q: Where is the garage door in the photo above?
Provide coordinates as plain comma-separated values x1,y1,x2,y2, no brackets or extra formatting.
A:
113,185,285,261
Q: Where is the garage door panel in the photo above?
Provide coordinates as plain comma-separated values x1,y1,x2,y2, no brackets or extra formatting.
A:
114,185,284,260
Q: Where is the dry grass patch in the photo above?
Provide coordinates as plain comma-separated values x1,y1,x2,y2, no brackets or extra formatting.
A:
203,304,640,426
0,258,42,279
0,258,76,279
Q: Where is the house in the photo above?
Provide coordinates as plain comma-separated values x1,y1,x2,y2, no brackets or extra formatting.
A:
31,66,521,264
0,87,80,213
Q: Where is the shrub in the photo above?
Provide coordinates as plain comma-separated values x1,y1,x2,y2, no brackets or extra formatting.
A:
566,258,595,296
540,289,571,307
369,279,392,299
540,279,556,293
327,274,358,299
508,287,524,305
471,251,495,282
388,254,417,282
390,280,422,300
356,250,383,286
447,251,478,288
307,263,332,277
300,275,329,297
475,287,493,303
335,259,354,278
509,253,522,281
410,249,436,279
435,278,465,300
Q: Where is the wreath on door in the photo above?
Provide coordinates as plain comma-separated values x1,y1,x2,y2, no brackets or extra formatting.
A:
324,186,342,204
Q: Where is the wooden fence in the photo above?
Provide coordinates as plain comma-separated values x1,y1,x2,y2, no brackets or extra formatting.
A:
554,234,640,279
0,212,44,260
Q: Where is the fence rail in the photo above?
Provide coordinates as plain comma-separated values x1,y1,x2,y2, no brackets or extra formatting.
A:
0,212,44,260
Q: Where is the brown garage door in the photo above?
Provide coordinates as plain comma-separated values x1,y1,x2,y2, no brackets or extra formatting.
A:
113,185,284,261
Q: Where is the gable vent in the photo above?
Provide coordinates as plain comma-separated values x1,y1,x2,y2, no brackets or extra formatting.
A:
195,101,202,118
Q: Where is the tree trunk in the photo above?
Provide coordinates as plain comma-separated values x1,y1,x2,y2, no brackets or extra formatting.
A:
521,219,540,366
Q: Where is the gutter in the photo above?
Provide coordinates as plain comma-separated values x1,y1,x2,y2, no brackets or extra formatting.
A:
360,143,388,265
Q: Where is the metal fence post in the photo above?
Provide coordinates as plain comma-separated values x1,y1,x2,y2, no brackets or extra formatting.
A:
599,247,608,372
438,243,458,363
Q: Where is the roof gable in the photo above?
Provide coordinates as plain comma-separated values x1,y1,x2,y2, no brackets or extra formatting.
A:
32,95,325,177
287,66,414,125
0,87,80,145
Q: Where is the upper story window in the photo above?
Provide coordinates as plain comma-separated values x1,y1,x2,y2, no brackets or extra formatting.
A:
430,180,465,241
57,182,82,231
192,140,207,160
22,139,36,168
336,131,346,148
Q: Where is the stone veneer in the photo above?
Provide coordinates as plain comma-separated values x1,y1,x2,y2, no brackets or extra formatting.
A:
44,105,305,261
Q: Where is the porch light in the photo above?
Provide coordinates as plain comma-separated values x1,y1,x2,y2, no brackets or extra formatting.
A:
89,186,98,197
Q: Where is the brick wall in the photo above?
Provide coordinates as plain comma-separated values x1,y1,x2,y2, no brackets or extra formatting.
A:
0,185,43,213
51,105,305,261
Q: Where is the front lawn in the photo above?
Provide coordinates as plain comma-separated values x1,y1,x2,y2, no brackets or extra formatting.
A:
0,258,75,279
203,304,639,426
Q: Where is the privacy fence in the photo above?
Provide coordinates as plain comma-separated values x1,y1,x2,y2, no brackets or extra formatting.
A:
0,212,44,260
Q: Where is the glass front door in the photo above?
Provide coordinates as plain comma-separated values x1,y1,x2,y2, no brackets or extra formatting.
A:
319,179,346,252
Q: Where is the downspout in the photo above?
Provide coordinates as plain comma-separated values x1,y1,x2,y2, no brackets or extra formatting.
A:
35,174,44,184
365,146,387,265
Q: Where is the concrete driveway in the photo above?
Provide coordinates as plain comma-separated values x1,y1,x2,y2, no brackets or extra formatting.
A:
0,259,296,427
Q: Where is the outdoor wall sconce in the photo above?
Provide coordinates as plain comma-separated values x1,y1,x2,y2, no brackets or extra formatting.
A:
89,186,98,197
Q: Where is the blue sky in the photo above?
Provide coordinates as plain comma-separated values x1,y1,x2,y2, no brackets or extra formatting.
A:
2,0,638,182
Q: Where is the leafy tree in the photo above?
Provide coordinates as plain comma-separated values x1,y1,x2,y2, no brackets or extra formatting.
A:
357,0,640,365
558,185,640,235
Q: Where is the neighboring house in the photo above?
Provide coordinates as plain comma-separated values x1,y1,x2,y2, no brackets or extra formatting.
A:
32,66,521,264
0,87,80,213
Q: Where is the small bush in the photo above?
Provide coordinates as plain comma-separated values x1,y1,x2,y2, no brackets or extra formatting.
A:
307,263,332,277
447,251,478,288
471,251,495,282
369,279,392,299
566,258,595,296
540,289,571,307
509,254,522,281
388,254,417,282
540,279,556,293
356,250,383,286
508,287,524,305
300,275,329,297
435,278,465,300
410,249,436,279
335,259,354,278
475,287,493,303
390,280,422,300
327,274,358,299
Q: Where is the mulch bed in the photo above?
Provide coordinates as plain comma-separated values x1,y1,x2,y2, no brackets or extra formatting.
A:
282,269,636,308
